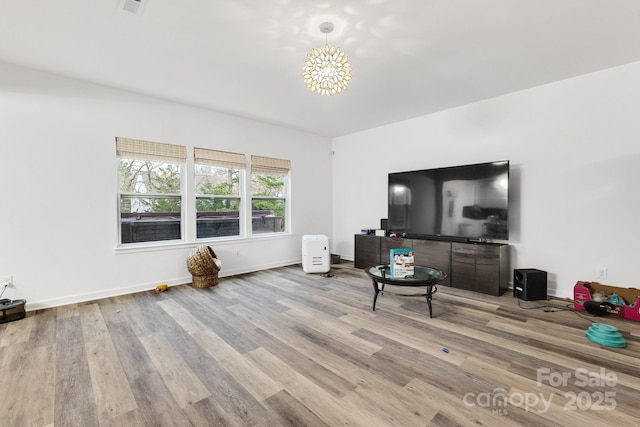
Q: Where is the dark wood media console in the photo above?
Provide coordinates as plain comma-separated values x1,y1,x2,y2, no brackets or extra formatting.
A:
354,235,508,296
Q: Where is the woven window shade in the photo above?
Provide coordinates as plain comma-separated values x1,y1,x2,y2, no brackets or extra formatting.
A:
194,148,246,169
116,137,187,163
251,155,291,176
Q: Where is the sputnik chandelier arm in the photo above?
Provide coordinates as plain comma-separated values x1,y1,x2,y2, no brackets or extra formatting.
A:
302,22,352,96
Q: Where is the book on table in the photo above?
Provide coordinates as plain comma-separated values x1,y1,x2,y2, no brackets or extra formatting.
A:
390,247,414,278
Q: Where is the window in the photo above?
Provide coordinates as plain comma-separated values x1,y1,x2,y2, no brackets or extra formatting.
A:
250,155,290,235
194,148,246,239
116,137,186,245
115,139,291,246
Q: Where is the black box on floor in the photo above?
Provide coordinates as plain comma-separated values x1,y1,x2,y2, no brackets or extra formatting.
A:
514,269,547,301
0,299,27,324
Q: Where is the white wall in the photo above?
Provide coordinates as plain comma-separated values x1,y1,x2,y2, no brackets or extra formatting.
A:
332,61,640,298
4,59,639,307
0,62,332,309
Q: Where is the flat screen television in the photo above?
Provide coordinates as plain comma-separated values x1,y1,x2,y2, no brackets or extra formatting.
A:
388,160,509,241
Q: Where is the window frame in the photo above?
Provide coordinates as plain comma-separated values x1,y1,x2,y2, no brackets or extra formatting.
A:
116,138,187,247
249,155,291,236
115,140,292,249
193,148,247,240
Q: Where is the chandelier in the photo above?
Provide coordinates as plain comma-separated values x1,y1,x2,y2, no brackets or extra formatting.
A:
302,22,352,96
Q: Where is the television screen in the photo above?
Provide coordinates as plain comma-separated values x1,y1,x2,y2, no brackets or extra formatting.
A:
388,160,509,241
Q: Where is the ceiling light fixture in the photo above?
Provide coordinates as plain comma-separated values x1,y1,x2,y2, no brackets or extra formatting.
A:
302,22,352,96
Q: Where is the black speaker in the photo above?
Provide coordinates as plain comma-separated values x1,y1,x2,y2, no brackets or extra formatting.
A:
380,218,388,231
514,269,547,301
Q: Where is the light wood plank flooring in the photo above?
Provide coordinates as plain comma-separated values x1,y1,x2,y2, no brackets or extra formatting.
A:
1,263,639,426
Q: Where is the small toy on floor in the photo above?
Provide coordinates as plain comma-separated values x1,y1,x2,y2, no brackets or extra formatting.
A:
155,284,168,293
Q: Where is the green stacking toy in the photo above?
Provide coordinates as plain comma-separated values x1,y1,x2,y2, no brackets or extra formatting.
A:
585,323,627,348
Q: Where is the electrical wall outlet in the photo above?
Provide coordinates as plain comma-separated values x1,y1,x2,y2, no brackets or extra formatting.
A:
596,268,608,280
0,275,12,287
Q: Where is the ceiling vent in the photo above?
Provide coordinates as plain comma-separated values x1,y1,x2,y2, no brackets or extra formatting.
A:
120,0,145,15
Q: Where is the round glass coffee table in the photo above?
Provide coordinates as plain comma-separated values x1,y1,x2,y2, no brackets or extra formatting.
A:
365,265,447,318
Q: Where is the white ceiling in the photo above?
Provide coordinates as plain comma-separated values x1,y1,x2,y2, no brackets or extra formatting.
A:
2,1,640,137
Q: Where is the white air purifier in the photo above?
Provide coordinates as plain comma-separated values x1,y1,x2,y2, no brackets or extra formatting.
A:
302,235,330,273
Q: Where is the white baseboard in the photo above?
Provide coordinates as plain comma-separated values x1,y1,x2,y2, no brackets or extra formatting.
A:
25,258,302,311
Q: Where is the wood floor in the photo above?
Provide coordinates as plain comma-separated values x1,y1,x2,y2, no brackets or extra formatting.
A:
1,263,639,426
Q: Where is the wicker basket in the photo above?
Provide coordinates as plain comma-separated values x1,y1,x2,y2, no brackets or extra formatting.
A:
187,245,220,288
191,274,219,289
